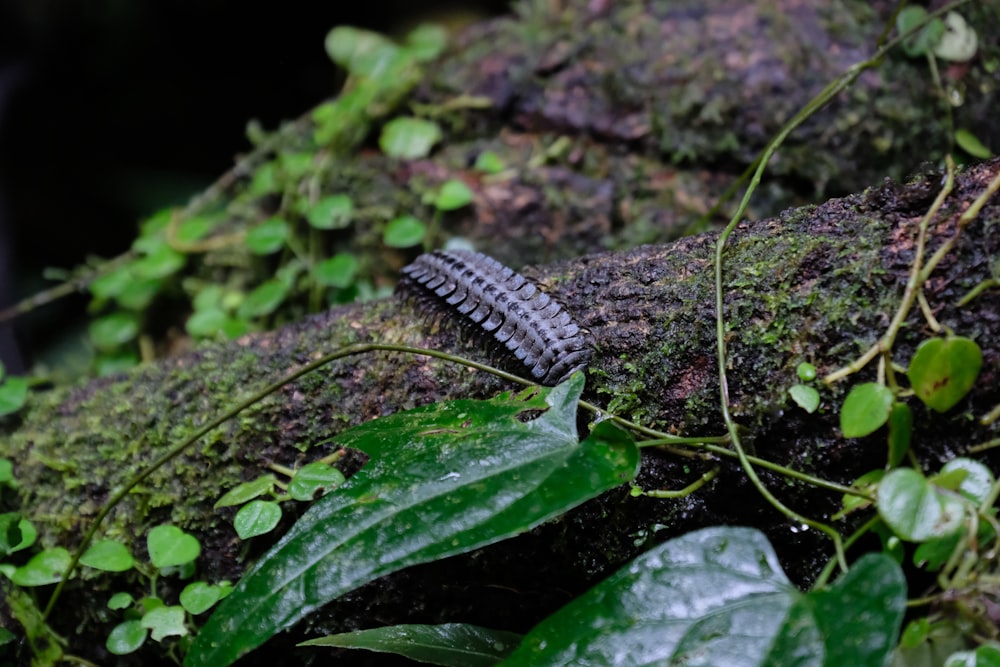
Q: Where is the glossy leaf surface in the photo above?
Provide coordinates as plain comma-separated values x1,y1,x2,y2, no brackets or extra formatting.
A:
186,374,638,667
908,336,982,413
502,528,905,667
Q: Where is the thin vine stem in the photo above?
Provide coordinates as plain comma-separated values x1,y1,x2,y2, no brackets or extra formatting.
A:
823,157,956,384
707,0,971,577
41,343,526,619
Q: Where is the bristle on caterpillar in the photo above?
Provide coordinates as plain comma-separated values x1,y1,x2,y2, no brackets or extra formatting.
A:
396,250,592,386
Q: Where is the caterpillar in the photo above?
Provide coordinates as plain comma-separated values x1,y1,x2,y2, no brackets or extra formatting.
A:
397,249,592,386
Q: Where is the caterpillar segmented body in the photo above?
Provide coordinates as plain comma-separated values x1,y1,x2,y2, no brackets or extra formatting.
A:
397,250,592,386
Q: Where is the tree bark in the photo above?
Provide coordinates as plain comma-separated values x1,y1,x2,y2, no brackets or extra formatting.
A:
2,0,999,664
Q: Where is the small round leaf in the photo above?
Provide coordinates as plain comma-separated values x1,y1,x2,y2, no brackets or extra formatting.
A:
185,308,228,338
106,620,147,655
796,362,817,382
140,605,188,641
80,540,135,572
10,547,71,586
245,217,289,255
180,582,223,615
405,24,449,62
938,458,994,504
313,254,359,288
878,468,965,542
288,462,347,501
147,525,201,569
0,377,29,417
908,337,982,412
933,11,978,62
383,215,427,248
840,382,894,438
237,280,288,319
131,245,186,280
434,179,474,211
108,592,135,610
379,117,442,159
474,150,506,175
306,195,354,230
788,384,819,413
233,500,282,540
89,312,140,351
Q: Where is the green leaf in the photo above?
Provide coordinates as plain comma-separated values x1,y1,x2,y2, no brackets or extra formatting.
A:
841,469,883,516
94,350,140,376
955,129,993,159
796,362,817,382
106,620,147,655
937,458,994,504
186,374,639,667
788,384,819,413
897,6,945,58
383,215,427,248
379,117,442,159
306,194,354,230
80,540,135,572
249,161,278,195
141,605,188,641
908,336,982,412
117,277,162,311
234,500,283,540
324,26,402,78
245,217,289,255
840,382,894,438
301,623,521,666
132,244,186,280
473,151,506,175
0,376,29,416
147,525,201,569
0,457,12,484
89,312,141,351
186,308,228,338
806,553,907,666
180,582,224,615
0,627,15,647
503,528,904,666
313,253,359,288
878,468,965,542
108,592,134,610
277,151,315,181
434,179,474,211
175,215,217,244
89,265,133,301
405,24,449,63
215,475,278,509
933,12,978,62
10,547,72,586
237,280,288,319
0,513,23,555
945,644,1000,667
887,401,912,468
288,462,347,501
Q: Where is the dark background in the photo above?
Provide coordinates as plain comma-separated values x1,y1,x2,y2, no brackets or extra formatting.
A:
0,0,509,373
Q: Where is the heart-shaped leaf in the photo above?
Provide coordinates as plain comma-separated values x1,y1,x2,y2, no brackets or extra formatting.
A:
908,336,982,412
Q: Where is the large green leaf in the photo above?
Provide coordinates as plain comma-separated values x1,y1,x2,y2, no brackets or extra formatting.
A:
501,527,905,667
185,374,639,667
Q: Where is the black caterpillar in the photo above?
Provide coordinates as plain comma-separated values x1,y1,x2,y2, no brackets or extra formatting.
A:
397,250,592,386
